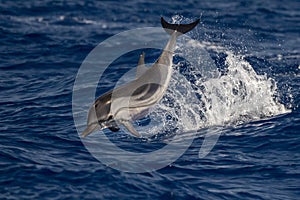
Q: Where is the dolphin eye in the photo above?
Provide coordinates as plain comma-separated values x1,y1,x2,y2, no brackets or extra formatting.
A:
108,115,113,120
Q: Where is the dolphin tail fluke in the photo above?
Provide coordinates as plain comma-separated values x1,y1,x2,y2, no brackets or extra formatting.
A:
161,17,200,35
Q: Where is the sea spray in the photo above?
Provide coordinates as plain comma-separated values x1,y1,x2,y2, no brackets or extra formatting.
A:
141,40,290,138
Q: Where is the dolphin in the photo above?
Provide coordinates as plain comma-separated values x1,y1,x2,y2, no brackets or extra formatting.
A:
81,17,200,138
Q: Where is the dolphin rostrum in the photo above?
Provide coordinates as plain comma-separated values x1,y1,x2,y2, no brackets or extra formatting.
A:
81,17,200,138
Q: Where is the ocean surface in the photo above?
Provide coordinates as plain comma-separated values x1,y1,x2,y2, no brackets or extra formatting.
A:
1,0,299,199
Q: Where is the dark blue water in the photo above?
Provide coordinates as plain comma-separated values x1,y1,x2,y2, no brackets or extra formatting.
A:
1,0,299,199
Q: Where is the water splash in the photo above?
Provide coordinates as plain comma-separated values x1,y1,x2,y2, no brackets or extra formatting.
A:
141,39,290,138
199,52,289,126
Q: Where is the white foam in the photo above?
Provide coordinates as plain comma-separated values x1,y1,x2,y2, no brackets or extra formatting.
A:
143,40,290,136
199,52,289,126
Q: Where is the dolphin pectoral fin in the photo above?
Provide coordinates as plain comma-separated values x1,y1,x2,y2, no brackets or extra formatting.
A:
121,121,141,138
136,52,148,78
81,123,99,138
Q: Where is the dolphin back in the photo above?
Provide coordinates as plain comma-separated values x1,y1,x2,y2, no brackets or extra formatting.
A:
161,17,200,35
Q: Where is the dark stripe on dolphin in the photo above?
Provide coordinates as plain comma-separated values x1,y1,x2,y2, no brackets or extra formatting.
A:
132,83,161,101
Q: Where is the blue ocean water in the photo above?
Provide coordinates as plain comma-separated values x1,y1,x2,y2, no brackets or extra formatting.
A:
1,0,299,199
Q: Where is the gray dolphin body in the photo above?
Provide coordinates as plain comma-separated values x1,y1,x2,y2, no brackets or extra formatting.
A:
82,17,200,137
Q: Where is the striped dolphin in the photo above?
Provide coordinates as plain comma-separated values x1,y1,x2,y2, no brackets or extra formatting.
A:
82,17,200,138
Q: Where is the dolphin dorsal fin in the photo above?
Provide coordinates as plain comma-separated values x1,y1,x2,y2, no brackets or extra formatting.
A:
138,52,145,65
136,52,148,79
